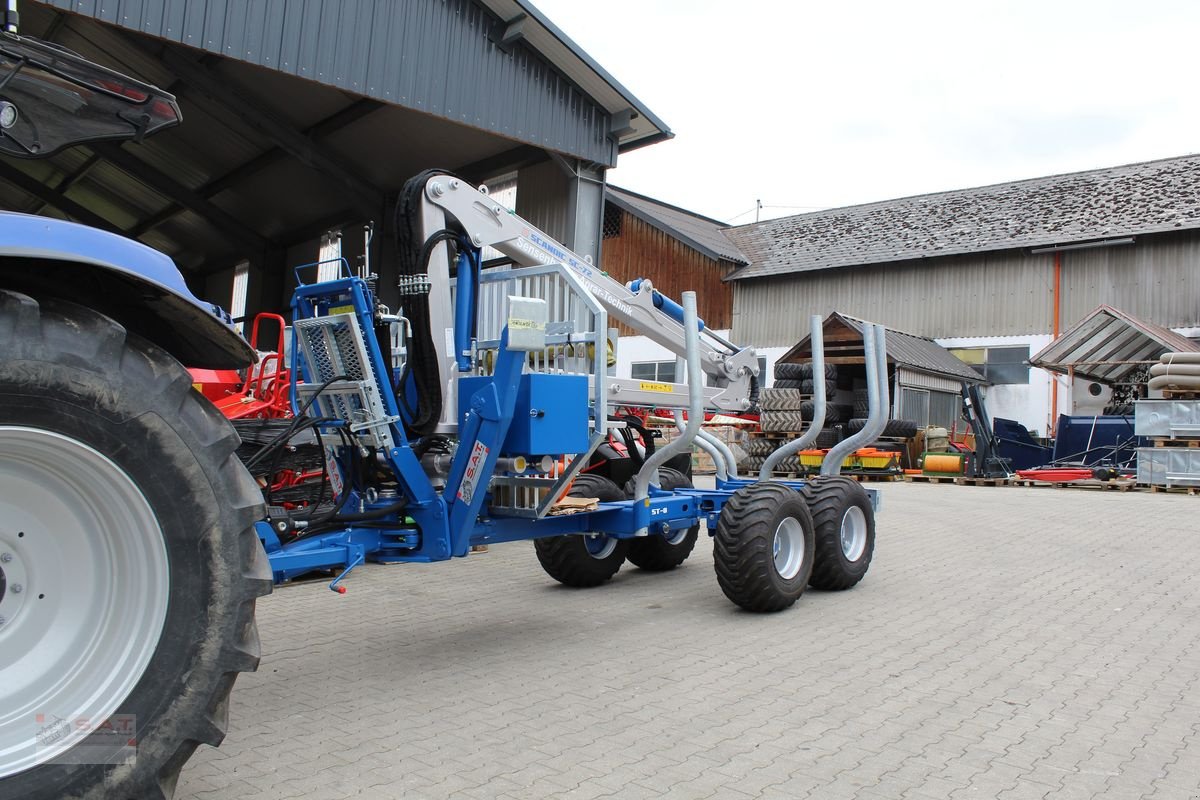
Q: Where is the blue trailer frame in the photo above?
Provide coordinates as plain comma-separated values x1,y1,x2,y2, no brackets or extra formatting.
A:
257,267,869,590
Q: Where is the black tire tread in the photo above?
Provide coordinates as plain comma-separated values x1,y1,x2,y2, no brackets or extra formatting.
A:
534,474,628,587
801,476,875,590
713,483,814,612
847,418,920,438
0,290,271,800
626,467,699,571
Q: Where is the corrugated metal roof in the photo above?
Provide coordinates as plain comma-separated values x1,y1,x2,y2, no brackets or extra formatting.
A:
724,154,1200,280
485,0,672,153
1030,305,1200,384
605,185,746,264
779,312,985,384
4,2,669,278
41,0,671,167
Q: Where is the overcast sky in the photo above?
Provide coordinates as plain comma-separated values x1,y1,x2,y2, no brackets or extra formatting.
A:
532,0,1200,224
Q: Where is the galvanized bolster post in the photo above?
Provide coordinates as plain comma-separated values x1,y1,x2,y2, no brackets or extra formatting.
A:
760,314,826,479
674,350,738,479
678,409,728,481
821,324,888,476
632,292,704,529
698,428,736,479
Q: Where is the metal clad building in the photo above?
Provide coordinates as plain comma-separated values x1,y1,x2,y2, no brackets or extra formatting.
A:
5,1,670,318
41,0,666,168
726,156,1200,347
723,154,1200,434
731,229,1200,345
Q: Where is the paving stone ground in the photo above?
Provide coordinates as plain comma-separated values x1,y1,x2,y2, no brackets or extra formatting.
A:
179,481,1200,799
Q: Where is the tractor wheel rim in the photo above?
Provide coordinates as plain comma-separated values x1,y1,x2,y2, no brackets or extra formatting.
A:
584,534,617,559
0,426,169,778
772,517,805,580
840,506,868,561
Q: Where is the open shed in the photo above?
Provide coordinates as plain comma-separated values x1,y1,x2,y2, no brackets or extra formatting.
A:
0,0,669,318
1030,304,1200,386
778,312,984,429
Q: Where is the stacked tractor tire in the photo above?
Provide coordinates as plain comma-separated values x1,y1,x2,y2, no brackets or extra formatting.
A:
745,361,919,475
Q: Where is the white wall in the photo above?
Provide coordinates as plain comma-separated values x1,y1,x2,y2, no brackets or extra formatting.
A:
615,330,736,378
935,334,1054,437
615,332,792,388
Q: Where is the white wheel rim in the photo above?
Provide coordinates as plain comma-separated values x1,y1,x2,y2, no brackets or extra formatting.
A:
664,526,690,546
583,534,618,560
772,517,805,580
0,427,169,778
840,506,868,562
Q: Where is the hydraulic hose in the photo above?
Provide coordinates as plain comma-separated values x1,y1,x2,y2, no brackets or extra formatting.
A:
395,170,463,437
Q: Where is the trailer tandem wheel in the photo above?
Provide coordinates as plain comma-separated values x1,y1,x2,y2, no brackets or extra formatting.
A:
625,467,699,571
0,290,270,800
801,476,876,590
534,474,629,587
713,482,815,612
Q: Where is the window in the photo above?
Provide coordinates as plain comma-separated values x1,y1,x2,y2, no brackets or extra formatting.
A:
631,360,676,382
949,345,1030,385
317,232,342,282
899,386,964,430
230,261,249,332
602,204,623,239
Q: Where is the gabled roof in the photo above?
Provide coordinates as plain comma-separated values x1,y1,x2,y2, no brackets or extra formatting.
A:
780,312,985,384
606,185,747,264
724,153,1200,281
489,1,672,152
1030,305,1200,384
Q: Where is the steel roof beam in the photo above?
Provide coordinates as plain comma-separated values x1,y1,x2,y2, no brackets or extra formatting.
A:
31,153,103,217
153,45,386,219
131,99,383,239
0,160,123,234
192,207,359,277
92,142,269,254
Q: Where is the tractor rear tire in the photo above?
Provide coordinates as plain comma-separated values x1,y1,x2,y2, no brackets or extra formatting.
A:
713,482,815,612
0,291,271,799
626,467,699,571
801,476,875,590
535,474,629,587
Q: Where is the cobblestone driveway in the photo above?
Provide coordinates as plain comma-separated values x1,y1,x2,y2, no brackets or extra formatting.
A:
180,482,1200,799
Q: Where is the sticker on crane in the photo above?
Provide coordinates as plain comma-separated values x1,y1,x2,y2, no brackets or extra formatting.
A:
328,305,355,316
508,318,540,330
639,381,674,393
325,446,345,500
456,440,490,505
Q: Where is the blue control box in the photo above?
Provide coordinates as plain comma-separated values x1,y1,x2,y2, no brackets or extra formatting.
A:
458,372,589,455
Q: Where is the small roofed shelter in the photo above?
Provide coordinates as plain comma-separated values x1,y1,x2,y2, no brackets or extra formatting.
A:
778,312,985,429
1030,305,1200,386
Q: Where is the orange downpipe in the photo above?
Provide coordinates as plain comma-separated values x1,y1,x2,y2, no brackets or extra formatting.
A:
1050,252,1061,434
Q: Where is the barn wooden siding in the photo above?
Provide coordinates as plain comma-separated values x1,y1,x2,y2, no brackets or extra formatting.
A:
599,210,734,334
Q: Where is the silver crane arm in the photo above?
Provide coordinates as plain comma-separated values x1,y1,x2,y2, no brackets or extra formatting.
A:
416,175,759,427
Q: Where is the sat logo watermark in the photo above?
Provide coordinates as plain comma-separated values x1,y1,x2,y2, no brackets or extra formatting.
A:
35,713,137,765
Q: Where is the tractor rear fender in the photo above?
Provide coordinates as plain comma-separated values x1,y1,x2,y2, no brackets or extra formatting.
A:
0,212,255,369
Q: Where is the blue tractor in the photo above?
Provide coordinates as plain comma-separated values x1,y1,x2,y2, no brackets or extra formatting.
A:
0,29,886,799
